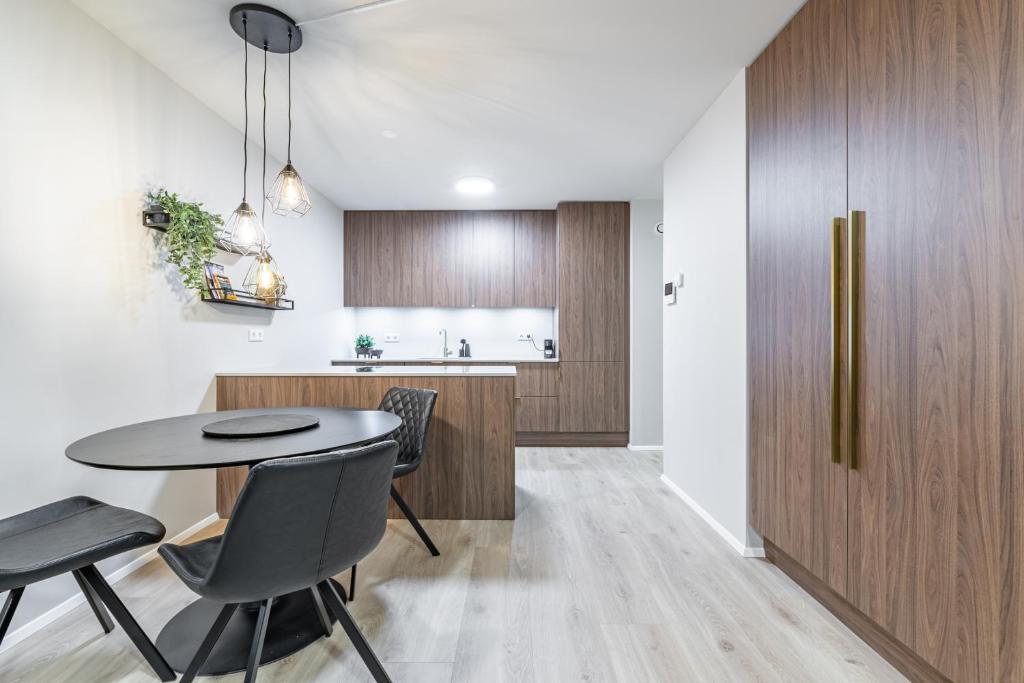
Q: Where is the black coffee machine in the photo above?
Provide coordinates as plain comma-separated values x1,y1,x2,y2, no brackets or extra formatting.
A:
543,339,555,359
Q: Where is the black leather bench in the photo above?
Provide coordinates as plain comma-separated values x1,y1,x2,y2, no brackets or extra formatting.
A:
0,496,175,681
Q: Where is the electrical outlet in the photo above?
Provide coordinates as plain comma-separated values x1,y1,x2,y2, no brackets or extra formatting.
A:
384,334,400,343
517,333,533,342
248,329,264,343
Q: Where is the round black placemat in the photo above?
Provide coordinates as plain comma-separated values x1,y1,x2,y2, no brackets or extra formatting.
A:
202,414,320,439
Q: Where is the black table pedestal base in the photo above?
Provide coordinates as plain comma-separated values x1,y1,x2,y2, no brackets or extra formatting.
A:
157,580,345,675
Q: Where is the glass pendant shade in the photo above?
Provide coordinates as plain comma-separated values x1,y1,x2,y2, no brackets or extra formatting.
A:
243,250,287,302
267,163,311,217
219,201,269,256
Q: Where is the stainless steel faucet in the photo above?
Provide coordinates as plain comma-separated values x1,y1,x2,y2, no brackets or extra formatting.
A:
439,328,453,357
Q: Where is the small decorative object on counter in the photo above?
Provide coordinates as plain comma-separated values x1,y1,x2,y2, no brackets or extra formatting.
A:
355,334,376,358
459,339,472,358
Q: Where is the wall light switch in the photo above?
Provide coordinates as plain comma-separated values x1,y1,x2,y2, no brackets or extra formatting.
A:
248,329,265,342
384,334,400,343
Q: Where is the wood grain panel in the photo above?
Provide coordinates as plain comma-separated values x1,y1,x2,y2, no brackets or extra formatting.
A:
515,363,559,397
765,541,951,683
515,397,559,432
343,211,398,306
558,362,627,432
438,211,473,308
747,0,848,595
471,211,516,307
847,0,1024,678
216,375,515,520
395,211,433,306
514,210,557,307
557,202,629,361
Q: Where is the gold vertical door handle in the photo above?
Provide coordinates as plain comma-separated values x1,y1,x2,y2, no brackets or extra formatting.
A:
848,210,865,470
830,217,844,464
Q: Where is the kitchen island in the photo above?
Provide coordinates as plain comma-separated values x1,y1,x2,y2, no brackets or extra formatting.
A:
215,366,516,520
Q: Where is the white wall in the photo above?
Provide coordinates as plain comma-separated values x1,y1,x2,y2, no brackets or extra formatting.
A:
0,0,351,641
661,70,760,555
345,308,555,360
629,200,664,448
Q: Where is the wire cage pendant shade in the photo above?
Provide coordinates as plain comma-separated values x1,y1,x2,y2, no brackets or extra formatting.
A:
267,163,311,216
220,200,269,256
243,249,288,303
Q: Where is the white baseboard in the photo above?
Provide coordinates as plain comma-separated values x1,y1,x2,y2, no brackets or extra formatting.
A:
659,474,764,558
627,444,664,451
0,512,220,654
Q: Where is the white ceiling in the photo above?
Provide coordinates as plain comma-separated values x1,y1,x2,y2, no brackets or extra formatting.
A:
73,0,801,210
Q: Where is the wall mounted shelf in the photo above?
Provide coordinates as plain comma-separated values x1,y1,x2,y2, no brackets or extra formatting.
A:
201,289,294,311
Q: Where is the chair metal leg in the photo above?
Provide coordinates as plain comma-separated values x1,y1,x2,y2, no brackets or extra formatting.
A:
181,603,238,683
243,599,272,683
349,564,357,602
309,585,333,636
319,580,392,683
0,587,25,648
72,568,114,633
390,485,440,557
77,564,176,682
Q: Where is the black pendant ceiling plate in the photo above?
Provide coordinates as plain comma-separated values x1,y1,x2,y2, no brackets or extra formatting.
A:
229,4,302,53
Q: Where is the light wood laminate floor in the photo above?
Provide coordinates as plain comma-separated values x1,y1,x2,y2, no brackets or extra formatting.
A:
0,448,904,682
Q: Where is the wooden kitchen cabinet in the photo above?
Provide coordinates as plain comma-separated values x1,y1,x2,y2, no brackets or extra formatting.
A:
558,361,626,433
344,210,546,308
516,397,560,432
514,363,559,397
514,211,557,307
557,202,629,361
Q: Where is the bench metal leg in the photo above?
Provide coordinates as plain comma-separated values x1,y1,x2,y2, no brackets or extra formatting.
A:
78,564,176,682
390,485,440,557
319,580,393,683
0,587,25,648
72,568,115,633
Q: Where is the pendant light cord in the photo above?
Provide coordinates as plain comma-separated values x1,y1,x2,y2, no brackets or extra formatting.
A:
242,18,249,201
261,44,268,226
287,31,293,163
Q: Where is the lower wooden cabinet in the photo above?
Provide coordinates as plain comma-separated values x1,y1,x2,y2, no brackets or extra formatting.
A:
515,363,559,397
558,361,627,432
516,397,560,432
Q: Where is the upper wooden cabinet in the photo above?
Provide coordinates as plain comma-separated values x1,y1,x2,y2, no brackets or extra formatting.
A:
557,202,629,361
514,211,557,307
344,210,554,308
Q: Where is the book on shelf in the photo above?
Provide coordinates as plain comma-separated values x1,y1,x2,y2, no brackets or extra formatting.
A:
203,262,238,301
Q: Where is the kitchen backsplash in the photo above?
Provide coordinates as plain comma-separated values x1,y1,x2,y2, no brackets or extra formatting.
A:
344,308,556,360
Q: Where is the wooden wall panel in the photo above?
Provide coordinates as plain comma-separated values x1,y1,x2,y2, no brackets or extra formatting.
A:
556,202,629,362
747,0,848,595
514,210,557,307
558,361,626,432
216,375,515,520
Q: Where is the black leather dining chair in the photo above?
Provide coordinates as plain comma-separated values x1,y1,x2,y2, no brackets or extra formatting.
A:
159,441,399,683
0,496,174,681
348,386,439,601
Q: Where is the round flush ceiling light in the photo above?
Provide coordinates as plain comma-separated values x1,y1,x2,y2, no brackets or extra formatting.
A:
381,129,398,139
455,176,495,195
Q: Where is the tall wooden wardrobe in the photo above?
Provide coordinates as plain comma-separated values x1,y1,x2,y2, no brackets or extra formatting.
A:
748,0,1024,681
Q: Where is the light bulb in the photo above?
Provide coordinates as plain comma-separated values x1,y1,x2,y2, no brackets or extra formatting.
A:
255,257,276,295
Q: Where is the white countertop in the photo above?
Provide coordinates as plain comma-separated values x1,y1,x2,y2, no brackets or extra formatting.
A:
218,365,517,378
331,357,558,364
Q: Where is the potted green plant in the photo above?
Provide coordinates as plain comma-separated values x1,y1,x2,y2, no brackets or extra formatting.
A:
146,188,223,293
355,334,375,357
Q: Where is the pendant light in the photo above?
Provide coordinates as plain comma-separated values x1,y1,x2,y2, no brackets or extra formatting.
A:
266,28,312,217
220,14,268,255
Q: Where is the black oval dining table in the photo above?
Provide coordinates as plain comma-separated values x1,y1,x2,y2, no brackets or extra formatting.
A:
65,406,402,676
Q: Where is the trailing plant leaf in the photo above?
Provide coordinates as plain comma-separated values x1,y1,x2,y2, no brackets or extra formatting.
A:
146,188,224,292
